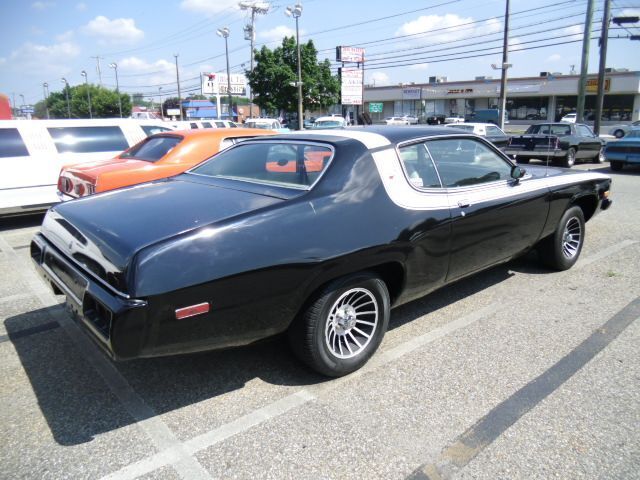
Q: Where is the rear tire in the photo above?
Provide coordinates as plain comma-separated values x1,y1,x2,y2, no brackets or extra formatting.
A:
613,129,625,139
288,272,390,377
561,147,576,168
538,206,585,271
593,147,605,164
610,161,623,171
516,158,530,164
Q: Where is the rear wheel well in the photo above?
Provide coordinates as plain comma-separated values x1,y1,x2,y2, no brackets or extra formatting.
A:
367,262,405,305
571,195,597,222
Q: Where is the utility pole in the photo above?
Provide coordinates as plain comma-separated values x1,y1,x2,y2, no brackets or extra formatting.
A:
286,3,304,130
217,28,233,121
576,0,595,123
174,54,184,121
240,2,270,119
497,0,510,131
594,0,611,135
91,56,103,85
43,83,50,119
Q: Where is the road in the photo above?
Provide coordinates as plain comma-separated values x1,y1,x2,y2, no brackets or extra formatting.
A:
1,163,638,480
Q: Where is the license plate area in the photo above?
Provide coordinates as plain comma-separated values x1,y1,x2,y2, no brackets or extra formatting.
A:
43,249,88,304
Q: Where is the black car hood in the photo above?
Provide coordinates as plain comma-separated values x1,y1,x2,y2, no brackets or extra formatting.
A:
42,177,285,293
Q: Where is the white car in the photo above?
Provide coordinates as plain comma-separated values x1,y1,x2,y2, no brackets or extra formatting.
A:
608,120,640,138
444,122,509,149
311,116,347,129
385,117,409,125
244,118,289,132
444,116,465,124
402,115,418,125
561,113,577,123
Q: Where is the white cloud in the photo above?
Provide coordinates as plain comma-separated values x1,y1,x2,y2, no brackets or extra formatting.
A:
367,71,390,86
180,0,239,16
509,37,524,54
396,14,475,43
259,25,298,43
4,40,80,76
76,2,87,10
56,30,74,42
564,24,583,40
409,63,429,71
82,16,144,45
29,26,45,35
31,1,55,10
0,58,6,66
547,54,562,62
117,56,177,87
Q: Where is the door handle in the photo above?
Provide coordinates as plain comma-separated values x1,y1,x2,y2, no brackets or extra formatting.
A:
457,200,470,208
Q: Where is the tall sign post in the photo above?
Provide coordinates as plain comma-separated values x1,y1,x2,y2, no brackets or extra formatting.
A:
337,46,365,124
202,72,248,118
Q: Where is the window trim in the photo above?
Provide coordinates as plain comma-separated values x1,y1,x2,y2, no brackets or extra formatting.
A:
396,134,516,193
186,139,336,191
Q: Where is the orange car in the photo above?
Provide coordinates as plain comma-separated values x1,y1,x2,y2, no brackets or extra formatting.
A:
57,128,276,199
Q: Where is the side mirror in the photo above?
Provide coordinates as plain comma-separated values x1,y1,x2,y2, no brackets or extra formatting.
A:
511,165,526,180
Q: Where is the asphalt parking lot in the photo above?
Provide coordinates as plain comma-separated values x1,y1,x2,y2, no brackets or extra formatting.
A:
1,162,638,480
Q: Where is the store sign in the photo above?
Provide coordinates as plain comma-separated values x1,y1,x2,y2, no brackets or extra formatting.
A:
586,78,611,93
446,88,473,95
341,68,363,105
202,72,248,96
369,102,383,113
166,108,181,116
402,88,421,99
336,46,364,63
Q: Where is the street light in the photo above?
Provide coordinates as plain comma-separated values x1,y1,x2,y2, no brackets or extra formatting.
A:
81,70,93,119
43,82,50,119
285,3,303,130
216,27,233,121
19,94,25,107
61,78,71,118
109,62,123,118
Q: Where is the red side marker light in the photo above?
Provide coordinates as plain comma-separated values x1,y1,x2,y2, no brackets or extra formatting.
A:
175,302,210,320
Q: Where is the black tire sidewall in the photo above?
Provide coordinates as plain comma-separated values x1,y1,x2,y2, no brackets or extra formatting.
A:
610,161,623,171
614,129,624,138
564,148,576,168
308,274,390,377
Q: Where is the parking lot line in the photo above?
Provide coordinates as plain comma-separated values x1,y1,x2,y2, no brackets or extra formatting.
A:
0,234,213,480
407,296,640,480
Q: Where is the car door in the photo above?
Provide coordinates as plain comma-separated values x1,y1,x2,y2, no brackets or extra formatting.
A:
425,137,549,281
485,125,509,149
575,124,601,158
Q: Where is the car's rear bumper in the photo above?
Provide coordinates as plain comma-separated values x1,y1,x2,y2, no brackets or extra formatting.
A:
30,233,148,360
504,149,565,158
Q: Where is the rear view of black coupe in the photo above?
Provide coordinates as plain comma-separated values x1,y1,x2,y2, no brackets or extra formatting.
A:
31,127,612,376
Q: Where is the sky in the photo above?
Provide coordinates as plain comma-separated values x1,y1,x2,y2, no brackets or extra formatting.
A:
1,0,639,107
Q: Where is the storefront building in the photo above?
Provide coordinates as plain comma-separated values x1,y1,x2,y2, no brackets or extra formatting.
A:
364,70,640,124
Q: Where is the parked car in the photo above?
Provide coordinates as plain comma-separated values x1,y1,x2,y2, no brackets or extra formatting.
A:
168,120,237,130
426,114,446,125
608,120,640,139
505,122,605,167
57,128,276,200
244,118,289,132
560,113,577,123
31,127,612,377
310,116,347,129
385,116,409,125
445,122,510,149
444,116,465,124
401,115,419,125
605,128,640,171
0,119,173,216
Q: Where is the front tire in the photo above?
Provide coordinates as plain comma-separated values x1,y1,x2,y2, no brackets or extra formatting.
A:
613,129,625,139
538,206,585,271
562,147,576,168
288,273,390,377
610,160,623,171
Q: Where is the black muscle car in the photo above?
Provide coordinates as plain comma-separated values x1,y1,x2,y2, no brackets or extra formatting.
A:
31,127,612,377
505,122,605,167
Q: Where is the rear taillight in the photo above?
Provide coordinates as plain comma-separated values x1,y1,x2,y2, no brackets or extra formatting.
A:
74,183,85,196
58,176,73,194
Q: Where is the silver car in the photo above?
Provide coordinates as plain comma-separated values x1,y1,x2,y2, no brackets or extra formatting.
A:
609,120,640,138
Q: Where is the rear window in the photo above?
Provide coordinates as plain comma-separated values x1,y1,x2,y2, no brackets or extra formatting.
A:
47,126,129,154
142,125,173,136
190,142,333,189
0,128,29,158
120,135,183,162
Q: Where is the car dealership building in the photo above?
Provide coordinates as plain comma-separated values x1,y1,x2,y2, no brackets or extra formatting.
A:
363,70,640,124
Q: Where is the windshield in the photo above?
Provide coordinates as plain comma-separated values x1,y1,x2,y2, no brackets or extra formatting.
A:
314,121,343,128
190,141,333,189
120,135,183,162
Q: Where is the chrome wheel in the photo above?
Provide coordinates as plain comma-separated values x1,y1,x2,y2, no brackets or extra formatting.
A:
562,217,582,259
325,287,378,359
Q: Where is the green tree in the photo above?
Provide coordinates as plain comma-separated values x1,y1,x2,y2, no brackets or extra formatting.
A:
40,84,131,119
247,37,340,115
